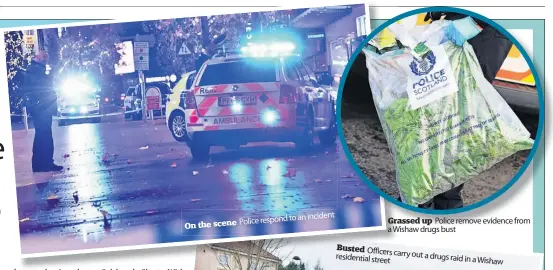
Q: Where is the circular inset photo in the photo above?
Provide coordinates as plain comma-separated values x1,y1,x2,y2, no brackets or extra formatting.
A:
338,7,543,213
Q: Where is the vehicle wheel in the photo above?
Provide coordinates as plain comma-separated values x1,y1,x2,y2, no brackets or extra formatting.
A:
169,111,188,142
320,103,337,146
295,110,315,151
189,142,210,161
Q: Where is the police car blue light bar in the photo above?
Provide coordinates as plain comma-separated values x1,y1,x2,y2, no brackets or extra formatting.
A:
240,41,296,57
261,108,279,126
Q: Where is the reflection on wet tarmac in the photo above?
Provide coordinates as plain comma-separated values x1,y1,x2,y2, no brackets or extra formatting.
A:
15,119,383,255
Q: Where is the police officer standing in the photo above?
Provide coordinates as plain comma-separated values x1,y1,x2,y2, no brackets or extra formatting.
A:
22,51,63,173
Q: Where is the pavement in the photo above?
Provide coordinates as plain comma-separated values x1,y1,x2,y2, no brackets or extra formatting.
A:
341,101,533,206
11,114,383,254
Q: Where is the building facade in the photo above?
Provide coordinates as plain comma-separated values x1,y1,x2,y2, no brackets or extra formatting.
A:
324,5,368,81
291,4,369,85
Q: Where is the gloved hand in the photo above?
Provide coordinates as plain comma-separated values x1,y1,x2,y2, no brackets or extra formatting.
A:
444,16,482,46
424,12,445,22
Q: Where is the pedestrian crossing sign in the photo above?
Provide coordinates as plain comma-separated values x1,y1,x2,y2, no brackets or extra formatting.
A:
178,42,192,55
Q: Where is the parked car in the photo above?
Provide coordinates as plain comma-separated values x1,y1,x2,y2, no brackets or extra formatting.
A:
124,85,142,120
57,75,101,126
125,82,173,121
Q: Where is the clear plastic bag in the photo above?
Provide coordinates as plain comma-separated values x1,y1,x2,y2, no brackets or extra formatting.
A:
363,20,534,206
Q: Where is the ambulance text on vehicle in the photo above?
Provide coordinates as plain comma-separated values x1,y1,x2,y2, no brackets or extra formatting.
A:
166,42,337,160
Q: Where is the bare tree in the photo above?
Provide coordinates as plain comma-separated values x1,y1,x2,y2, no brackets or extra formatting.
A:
215,239,292,270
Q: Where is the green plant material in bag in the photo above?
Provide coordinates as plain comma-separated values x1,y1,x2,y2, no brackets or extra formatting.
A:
364,23,534,206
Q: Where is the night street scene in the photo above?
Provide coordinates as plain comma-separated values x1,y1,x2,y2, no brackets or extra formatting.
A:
5,5,383,255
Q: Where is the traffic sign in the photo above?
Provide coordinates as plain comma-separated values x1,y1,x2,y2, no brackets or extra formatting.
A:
178,42,192,55
145,87,161,111
134,41,149,70
23,31,39,56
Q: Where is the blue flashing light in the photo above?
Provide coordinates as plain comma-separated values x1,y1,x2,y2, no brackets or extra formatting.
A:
261,109,279,125
240,41,296,58
270,42,295,53
61,75,94,97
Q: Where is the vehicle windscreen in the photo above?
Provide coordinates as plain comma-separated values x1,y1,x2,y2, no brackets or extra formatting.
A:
198,59,277,86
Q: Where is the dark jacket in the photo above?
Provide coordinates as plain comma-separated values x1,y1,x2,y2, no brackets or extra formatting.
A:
22,61,57,116
441,13,512,83
441,12,489,28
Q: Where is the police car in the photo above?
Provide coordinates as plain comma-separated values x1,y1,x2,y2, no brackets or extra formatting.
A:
56,75,101,126
166,43,337,160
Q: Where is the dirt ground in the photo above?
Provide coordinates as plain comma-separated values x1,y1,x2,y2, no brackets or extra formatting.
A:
341,101,531,207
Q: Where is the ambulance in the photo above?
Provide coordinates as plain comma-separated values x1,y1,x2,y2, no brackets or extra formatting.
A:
166,42,337,160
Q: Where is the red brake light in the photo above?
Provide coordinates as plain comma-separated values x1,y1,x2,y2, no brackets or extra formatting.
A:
189,114,199,123
279,84,297,104
185,91,197,109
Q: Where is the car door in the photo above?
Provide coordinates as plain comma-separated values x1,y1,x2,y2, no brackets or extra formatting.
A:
281,57,303,95
124,87,136,111
281,57,312,126
185,72,197,90
295,62,330,128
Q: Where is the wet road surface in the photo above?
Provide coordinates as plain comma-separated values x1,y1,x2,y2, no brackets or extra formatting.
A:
12,115,382,254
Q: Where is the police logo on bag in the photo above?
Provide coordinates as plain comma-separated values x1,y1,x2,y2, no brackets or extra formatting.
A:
409,51,436,76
